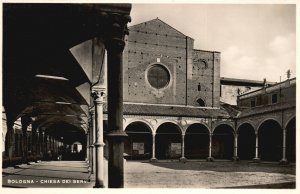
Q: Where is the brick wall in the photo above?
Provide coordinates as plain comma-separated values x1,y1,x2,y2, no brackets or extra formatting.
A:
123,18,220,107
189,50,220,107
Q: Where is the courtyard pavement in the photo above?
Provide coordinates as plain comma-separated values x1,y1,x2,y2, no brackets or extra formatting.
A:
125,160,296,188
2,160,296,188
2,161,93,188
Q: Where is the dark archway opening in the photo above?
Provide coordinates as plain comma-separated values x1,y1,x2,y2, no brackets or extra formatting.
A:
258,120,282,161
156,123,182,160
237,123,255,160
124,122,152,160
185,124,209,159
286,117,296,162
212,124,234,159
197,98,205,107
46,123,86,161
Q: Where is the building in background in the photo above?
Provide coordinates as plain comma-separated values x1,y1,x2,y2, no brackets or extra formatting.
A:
3,16,296,171
220,77,275,105
103,18,296,163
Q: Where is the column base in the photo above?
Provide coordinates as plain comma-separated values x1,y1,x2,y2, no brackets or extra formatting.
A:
89,173,95,182
206,157,214,162
279,158,289,165
87,165,92,172
252,157,261,163
179,157,187,163
149,158,158,163
93,181,105,188
232,156,239,161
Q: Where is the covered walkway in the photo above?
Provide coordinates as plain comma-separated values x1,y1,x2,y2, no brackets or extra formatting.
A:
2,161,94,188
2,3,132,188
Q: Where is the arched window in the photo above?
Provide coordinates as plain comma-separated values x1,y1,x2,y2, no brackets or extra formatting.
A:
197,98,205,107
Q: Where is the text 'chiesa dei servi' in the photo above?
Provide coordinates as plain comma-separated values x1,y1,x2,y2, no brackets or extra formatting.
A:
2,3,296,188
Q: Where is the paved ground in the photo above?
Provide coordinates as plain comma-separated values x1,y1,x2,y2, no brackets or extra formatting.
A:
2,161,93,188
124,160,296,188
2,160,296,188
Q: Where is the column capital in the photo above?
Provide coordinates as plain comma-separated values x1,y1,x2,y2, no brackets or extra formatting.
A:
91,87,106,104
103,12,131,53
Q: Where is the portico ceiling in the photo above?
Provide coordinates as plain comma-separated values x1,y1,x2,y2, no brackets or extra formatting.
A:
3,3,131,134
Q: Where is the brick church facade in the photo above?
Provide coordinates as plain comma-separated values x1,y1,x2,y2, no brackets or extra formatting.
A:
106,18,296,162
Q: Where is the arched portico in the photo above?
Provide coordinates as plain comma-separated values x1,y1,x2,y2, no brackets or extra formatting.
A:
212,124,234,159
155,122,182,160
185,123,209,159
258,119,282,161
286,117,296,162
124,122,153,160
237,123,255,160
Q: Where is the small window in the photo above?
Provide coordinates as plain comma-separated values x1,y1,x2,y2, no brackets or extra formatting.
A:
251,99,256,107
272,93,278,104
197,98,206,107
198,83,201,91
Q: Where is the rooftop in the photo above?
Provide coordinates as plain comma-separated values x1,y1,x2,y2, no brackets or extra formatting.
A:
221,77,276,87
103,103,237,119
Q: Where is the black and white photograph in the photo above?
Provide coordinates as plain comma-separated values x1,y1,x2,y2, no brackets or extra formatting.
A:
1,0,298,191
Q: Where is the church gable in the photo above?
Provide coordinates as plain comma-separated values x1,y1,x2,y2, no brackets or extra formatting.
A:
129,18,188,38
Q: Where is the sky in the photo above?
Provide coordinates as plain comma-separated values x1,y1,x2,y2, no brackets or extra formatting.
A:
130,4,296,82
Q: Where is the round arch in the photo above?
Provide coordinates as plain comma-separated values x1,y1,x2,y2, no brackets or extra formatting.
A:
155,120,183,134
185,123,209,159
212,124,234,159
257,118,282,133
258,119,282,161
237,122,255,132
284,115,296,130
124,119,154,134
237,123,256,160
156,122,182,160
124,121,153,160
286,117,296,162
213,122,235,133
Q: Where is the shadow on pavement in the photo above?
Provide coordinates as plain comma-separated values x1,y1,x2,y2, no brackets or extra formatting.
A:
147,160,296,175
220,181,296,189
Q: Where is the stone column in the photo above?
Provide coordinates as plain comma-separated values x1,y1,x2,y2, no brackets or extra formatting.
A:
52,137,55,153
44,133,49,160
6,117,15,163
150,133,157,162
232,133,239,161
89,108,95,174
21,116,31,164
280,128,288,164
86,132,89,162
104,12,131,188
41,131,45,159
31,123,38,162
253,132,260,162
180,134,187,162
37,129,41,159
207,133,214,162
92,87,106,188
54,139,58,155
